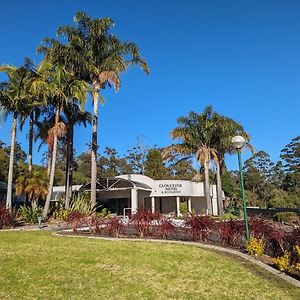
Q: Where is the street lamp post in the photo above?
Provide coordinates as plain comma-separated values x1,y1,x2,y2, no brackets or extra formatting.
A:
231,135,249,241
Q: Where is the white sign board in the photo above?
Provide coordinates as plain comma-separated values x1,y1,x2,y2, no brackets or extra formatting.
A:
150,180,204,197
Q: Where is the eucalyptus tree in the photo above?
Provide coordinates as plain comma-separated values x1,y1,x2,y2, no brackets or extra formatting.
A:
0,63,32,211
39,11,149,207
163,107,218,215
42,62,87,218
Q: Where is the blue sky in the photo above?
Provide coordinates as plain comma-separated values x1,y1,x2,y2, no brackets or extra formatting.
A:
1,0,300,170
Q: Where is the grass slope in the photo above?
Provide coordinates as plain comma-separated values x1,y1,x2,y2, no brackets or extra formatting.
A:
0,231,299,299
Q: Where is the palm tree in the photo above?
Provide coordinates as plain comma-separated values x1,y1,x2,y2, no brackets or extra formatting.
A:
62,100,92,207
20,61,50,174
210,114,251,215
39,11,149,207
163,108,218,215
0,63,31,211
16,169,48,208
41,62,87,218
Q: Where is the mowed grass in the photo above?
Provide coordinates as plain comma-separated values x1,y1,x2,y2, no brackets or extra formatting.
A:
0,231,299,300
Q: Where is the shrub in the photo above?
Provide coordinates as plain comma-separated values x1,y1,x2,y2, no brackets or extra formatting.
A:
222,213,239,220
53,208,72,222
97,208,111,218
185,215,215,241
245,237,265,256
0,206,15,229
130,209,161,237
179,202,188,215
274,212,298,224
67,211,87,232
106,217,125,238
273,251,292,272
155,219,176,239
218,219,244,247
69,193,98,214
86,216,108,234
248,216,287,257
18,205,43,224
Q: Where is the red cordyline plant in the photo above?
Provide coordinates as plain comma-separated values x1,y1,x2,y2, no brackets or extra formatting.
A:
218,219,245,247
0,205,15,229
86,216,108,234
130,209,161,237
185,215,216,241
106,217,125,238
67,211,87,232
248,215,287,256
155,218,176,239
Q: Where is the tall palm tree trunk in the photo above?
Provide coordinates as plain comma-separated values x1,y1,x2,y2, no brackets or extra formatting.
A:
204,160,212,215
6,113,17,212
91,88,99,207
65,123,74,208
28,111,34,174
43,107,60,218
47,149,52,178
216,161,224,216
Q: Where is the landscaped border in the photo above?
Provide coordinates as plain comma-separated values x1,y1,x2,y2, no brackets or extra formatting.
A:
55,231,300,289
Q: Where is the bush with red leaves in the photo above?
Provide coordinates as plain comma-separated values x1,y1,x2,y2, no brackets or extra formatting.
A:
0,206,15,229
130,209,161,237
67,211,87,232
155,219,176,239
218,219,245,247
248,216,287,256
185,215,216,241
105,217,125,238
86,216,108,234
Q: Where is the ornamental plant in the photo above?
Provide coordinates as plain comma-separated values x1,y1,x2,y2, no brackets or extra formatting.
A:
218,219,245,247
0,205,15,229
130,209,161,237
185,215,215,241
106,217,125,238
245,237,265,256
155,219,176,239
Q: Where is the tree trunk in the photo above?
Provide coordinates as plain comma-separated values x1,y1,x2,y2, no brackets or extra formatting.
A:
6,113,17,212
204,160,212,215
65,123,74,208
43,107,60,218
91,88,99,208
28,111,34,174
216,160,224,216
47,149,52,178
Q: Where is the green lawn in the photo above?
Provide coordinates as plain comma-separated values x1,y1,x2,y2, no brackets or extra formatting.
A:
0,231,299,299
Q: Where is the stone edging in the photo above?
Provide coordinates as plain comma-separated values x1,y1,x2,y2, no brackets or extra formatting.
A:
54,232,300,288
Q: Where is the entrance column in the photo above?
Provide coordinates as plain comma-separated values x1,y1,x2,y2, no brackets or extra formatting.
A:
131,188,138,214
188,197,192,213
176,196,180,217
151,197,155,213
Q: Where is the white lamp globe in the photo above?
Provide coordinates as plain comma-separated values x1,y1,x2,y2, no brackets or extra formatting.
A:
231,135,246,149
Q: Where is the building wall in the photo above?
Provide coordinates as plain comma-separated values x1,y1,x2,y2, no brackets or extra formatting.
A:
191,196,207,214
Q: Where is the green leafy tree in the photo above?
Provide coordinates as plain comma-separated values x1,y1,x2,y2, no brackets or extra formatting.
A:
169,159,196,180
144,149,168,180
280,136,300,191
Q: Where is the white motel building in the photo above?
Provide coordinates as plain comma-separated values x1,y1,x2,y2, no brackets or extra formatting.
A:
52,174,221,216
